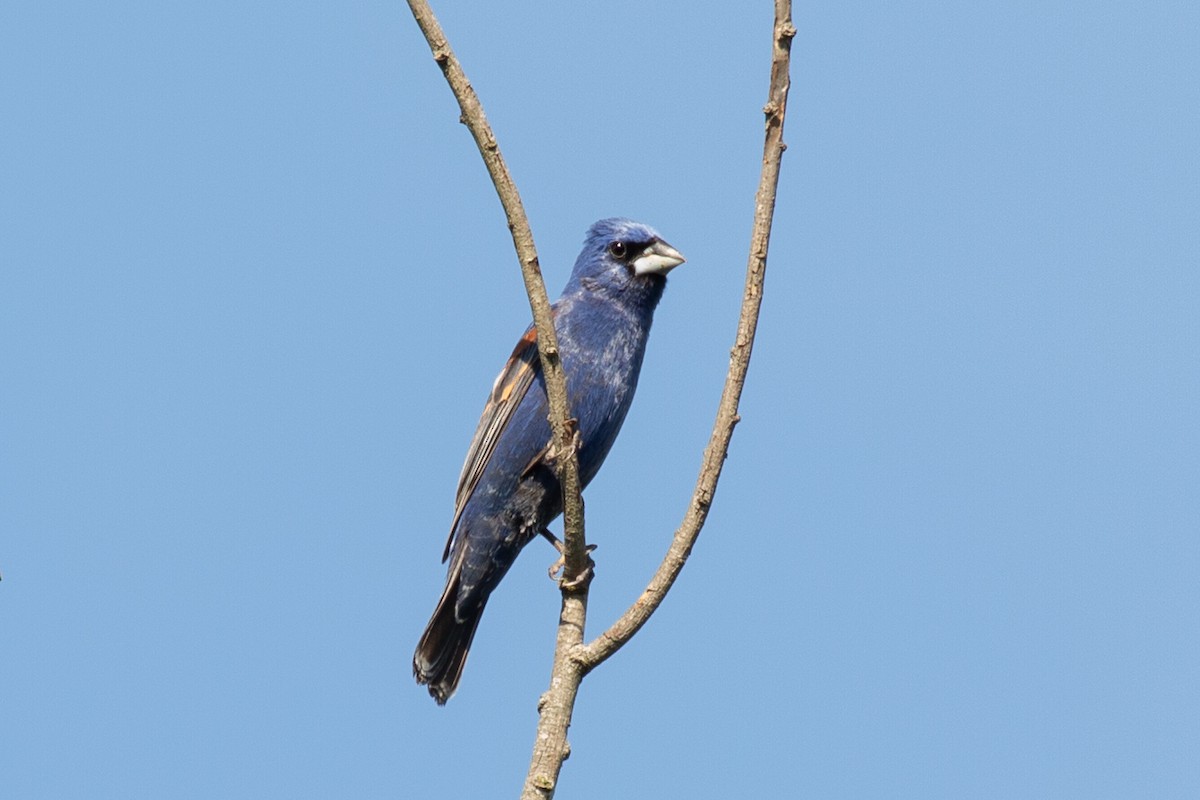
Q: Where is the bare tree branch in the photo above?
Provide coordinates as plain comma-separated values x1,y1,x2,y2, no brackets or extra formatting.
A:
523,3,795,796
405,2,794,797
404,0,590,585
578,1,795,671
403,5,592,791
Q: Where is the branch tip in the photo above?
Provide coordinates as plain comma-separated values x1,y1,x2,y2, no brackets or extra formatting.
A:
574,0,791,677
404,9,589,796
407,1,790,797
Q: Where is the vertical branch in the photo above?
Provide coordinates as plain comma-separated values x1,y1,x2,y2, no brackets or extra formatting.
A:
405,1,794,797
403,4,591,792
404,0,589,581
523,2,796,797
577,0,794,670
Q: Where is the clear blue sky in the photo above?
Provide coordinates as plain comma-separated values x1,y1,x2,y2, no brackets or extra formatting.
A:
3,2,1198,797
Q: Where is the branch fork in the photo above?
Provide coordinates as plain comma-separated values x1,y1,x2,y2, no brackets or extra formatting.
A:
406,2,793,796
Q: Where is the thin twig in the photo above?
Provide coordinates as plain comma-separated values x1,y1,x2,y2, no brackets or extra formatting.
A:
578,0,795,671
404,0,589,582
405,2,794,797
524,2,794,796
403,5,591,794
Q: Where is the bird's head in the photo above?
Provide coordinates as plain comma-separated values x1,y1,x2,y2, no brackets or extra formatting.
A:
567,218,686,298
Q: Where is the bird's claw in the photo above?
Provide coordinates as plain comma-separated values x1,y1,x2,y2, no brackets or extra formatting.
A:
545,417,583,465
558,551,595,591
566,417,582,456
546,538,597,591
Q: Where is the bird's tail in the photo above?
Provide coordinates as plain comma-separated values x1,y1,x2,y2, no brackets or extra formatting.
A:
413,571,484,705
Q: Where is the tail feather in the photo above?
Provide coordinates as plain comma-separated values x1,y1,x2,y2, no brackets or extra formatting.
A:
413,573,484,705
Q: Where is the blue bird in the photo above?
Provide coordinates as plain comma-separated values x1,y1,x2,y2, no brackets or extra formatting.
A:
414,218,685,704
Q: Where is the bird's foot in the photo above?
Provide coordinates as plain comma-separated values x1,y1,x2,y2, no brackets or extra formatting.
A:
545,417,583,464
542,528,596,590
558,550,595,591
550,545,596,591
566,417,582,455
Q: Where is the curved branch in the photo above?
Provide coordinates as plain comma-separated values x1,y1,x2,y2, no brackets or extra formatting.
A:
405,0,589,580
404,6,591,794
523,2,795,794
577,0,795,671
405,2,794,798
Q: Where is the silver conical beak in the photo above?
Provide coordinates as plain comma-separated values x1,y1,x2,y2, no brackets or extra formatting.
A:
632,239,686,276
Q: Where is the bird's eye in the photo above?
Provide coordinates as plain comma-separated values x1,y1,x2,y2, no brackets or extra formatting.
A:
608,241,627,259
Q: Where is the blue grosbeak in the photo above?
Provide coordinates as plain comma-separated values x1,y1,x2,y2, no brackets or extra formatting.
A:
414,218,685,704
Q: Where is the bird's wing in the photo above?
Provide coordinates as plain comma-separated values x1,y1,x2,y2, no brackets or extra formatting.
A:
442,323,544,561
